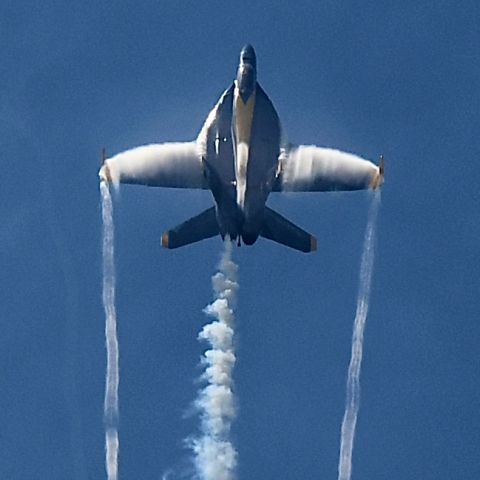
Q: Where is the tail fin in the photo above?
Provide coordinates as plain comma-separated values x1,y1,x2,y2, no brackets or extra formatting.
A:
261,206,317,253
161,207,219,249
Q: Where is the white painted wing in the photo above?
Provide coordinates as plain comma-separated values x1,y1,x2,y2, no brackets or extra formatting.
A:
99,142,206,189
277,145,381,192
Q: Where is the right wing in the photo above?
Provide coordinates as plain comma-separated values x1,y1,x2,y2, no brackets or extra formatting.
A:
275,145,382,192
99,142,207,189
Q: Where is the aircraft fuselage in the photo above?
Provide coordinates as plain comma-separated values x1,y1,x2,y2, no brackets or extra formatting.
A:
203,44,281,245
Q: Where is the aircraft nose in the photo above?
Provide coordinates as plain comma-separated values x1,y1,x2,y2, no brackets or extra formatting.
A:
240,44,256,68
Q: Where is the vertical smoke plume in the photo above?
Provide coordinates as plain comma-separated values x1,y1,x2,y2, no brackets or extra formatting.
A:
338,192,381,480
191,240,239,480
100,181,120,480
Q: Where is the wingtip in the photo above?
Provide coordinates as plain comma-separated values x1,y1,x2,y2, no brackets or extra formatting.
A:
99,148,113,184
370,154,385,190
99,163,112,184
161,232,169,248
310,236,317,252
379,154,385,176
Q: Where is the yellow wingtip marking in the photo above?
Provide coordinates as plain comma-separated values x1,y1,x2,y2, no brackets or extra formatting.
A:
370,155,385,190
161,232,169,248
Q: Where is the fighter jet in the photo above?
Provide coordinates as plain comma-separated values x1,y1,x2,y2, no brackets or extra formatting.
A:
99,45,383,253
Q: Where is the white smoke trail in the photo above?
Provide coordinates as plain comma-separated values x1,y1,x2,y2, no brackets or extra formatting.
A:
191,240,239,480
338,192,381,480
100,181,120,480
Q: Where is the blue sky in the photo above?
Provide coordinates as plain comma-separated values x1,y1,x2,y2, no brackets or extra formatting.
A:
2,1,480,479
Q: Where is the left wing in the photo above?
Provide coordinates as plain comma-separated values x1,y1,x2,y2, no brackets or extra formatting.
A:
274,145,382,192
99,142,207,189
100,85,237,189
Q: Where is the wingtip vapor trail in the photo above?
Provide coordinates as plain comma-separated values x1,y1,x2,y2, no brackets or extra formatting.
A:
338,191,381,480
100,181,120,480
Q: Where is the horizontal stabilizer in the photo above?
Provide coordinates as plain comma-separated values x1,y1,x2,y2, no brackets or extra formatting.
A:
261,207,316,253
161,207,219,249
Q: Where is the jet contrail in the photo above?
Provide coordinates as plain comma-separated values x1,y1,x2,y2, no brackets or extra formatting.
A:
191,240,239,480
338,191,381,480
100,181,120,480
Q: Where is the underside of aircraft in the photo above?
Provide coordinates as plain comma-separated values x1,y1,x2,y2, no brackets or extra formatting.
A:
99,45,384,253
